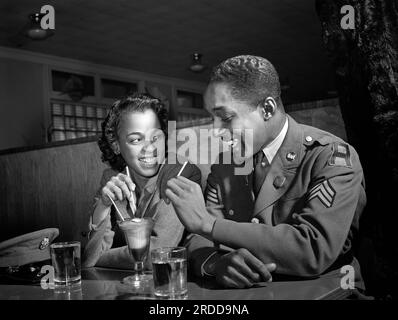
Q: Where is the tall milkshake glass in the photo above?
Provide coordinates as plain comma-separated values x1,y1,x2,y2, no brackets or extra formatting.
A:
118,217,154,287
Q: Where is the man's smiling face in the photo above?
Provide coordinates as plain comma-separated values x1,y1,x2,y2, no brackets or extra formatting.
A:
204,82,268,161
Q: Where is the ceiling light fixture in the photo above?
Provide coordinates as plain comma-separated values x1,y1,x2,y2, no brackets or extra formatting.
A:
189,53,206,73
26,13,54,40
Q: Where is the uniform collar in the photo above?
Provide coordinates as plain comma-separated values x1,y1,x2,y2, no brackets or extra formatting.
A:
276,114,304,169
262,117,289,164
253,115,305,216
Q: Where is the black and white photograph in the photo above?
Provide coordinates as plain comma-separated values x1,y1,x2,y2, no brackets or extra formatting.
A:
0,0,397,307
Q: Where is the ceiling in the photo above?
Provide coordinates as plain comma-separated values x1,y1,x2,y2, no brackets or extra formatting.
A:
0,0,336,103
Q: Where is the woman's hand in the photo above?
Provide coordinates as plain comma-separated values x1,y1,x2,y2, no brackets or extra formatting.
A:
100,173,136,207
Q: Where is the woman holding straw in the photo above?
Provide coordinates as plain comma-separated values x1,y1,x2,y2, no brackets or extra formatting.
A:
82,93,201,269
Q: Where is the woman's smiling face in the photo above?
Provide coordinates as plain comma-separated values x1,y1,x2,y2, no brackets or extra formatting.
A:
115,109,165,178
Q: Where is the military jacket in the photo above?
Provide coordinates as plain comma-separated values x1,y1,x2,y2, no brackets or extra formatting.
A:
187,115,366,278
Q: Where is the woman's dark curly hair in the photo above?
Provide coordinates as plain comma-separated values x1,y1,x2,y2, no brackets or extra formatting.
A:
98,92,168,172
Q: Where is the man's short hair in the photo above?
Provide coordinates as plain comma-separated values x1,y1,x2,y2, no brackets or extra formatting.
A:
210,55,281,107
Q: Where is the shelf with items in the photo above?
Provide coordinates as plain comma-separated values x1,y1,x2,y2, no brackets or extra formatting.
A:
50,100,108,142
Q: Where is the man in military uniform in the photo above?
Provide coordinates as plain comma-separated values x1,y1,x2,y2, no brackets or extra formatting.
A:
165,55,366,289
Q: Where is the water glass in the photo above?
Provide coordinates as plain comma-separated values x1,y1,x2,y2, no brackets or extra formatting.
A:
50,241,81,286
151,247,187,299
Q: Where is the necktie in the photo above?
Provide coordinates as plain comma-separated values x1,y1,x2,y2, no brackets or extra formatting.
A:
253,151,270,198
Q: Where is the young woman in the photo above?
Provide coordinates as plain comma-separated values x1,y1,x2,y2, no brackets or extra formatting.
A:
82,93,201,269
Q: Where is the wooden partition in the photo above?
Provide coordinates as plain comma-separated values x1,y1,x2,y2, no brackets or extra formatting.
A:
0,139,107,244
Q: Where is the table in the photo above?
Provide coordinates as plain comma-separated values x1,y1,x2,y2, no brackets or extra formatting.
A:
0,267,353,300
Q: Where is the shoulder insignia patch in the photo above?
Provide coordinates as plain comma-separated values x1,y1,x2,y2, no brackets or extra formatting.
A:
307,180,336,208
328,142,352,167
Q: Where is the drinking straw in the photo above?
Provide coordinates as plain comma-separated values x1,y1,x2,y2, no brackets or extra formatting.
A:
152,161,189,220
107,195,125,222
177,161,188,177
126,166,137,217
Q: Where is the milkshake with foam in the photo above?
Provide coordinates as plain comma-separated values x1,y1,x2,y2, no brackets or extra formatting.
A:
119,217,153,262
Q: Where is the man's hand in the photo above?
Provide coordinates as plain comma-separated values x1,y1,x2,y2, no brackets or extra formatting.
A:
158,163,191,202
165,176,216,238
213,248,277,288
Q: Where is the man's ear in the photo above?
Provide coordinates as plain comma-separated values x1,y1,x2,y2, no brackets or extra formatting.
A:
260,97,277,121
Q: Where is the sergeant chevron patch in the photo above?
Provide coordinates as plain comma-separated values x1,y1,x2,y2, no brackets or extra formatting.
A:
307,180,336,208
205,183,219,204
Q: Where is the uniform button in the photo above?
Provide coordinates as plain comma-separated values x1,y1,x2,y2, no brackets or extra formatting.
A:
251,218,259,223
305,136,313,142
273,176,286,188
228,209,234,216
261,162,267,167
